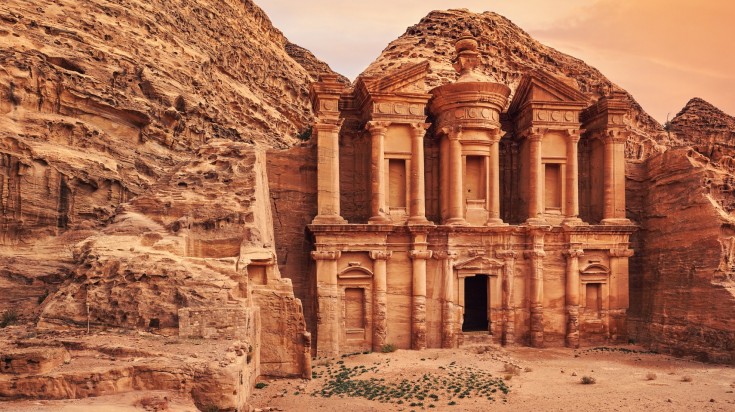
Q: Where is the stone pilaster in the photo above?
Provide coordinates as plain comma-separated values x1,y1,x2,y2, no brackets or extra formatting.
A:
608,247,634,341
496,249,518,345
312,121,346,224
409,248,433,350
367,121,391,223
409,123,431,225
563,130,583,225
446,126,466,225
434,250,459,348
311,250,341,357
487,130,505,225
601,130,631,224
369,250,392,351
564,247,584,348
527,132,545,224
524,231,546,347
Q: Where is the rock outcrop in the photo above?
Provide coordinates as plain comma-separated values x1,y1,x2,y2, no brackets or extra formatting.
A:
668,97,735,165
628,148,735,363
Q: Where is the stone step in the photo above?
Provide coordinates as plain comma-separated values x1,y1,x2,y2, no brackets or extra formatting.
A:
461,332,495,347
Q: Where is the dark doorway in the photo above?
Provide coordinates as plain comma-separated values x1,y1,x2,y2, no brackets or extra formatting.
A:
463,275,489,332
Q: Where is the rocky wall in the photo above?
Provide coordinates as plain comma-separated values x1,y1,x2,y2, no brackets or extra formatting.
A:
628,148,735,363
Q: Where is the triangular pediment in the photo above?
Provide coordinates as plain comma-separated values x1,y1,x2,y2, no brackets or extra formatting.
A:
454,256,505,271
509,70,587,114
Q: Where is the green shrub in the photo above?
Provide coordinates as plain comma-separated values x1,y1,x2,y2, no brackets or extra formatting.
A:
580,376,596,385
380,343,397,353
255,382,268,389
0,309,19,328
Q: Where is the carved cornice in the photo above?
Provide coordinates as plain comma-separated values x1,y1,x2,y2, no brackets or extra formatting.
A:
369,250,393,261
409,250,433,260
311,250,341,261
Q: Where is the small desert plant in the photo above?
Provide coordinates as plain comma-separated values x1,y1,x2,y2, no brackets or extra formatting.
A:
524,367,533,373
580,376,596,385
0,309,19,328
380,343,397,353
254,382,268,389
646,372,657,381
296,126,312,141
503,363,521,376
681,375,693,382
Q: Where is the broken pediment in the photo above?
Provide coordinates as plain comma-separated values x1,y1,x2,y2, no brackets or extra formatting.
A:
454,256,505,271
359,61,430,95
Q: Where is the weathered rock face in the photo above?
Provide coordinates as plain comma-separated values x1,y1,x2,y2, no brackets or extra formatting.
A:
669,98,735,165
0,0,341,243
627,148,735,362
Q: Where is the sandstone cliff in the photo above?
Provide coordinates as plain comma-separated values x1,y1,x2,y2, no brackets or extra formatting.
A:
669,97,735,165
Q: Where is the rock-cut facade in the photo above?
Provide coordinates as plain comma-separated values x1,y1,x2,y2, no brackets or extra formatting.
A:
308,33,636,356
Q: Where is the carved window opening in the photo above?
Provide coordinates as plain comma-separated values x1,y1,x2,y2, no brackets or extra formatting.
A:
544,163,562,211
462,274,489,332
388,159,407,208
344,287,366,331
465,155,486,201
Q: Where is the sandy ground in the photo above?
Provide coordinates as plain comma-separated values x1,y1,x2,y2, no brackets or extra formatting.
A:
3,344,735,411
251,345,735,412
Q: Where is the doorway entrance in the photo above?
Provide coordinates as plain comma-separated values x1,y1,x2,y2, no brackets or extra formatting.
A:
463,275,489,332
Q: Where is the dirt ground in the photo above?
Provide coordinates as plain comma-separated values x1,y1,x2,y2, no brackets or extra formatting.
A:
4,344,735,411
251,345,735,412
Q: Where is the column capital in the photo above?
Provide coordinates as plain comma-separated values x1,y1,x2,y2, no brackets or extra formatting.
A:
524,250,546,259
441,124,463,140
409,122,431,135
564,248,585,258
369,250,393,261
600,128,630,144
409,250,433,260
366,120,391,135
311,250,341,261
564,128,583,143
314,119,343,132
433,250,459,260
609,248,634,258
495,249,519,260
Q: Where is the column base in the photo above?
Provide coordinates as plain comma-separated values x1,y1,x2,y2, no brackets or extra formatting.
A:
561,217,587,227
444,217,469,226
601,218,632,225
486,218,508,226
312,214,347,225
408,216,432,225
525,217,548,226
368,215,392,224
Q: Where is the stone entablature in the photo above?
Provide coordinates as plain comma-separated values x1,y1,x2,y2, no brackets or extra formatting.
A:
307,32,635,356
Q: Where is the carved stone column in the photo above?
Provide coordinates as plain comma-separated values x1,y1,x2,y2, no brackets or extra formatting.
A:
602,130,631,224
564,130,582,224
527,132,544,223
313,121,347,224
369,250,392,351
367,121,391,223
311,250,341,357
446,127,466,225
564,247,584,348
434,250,459,348
608,247,634,342
496,250,518,345
525,231,546,347
410,248,433,350
409,123,431,224
487,130,504,225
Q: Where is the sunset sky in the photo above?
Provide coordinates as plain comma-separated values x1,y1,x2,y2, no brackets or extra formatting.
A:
259,0,734,123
